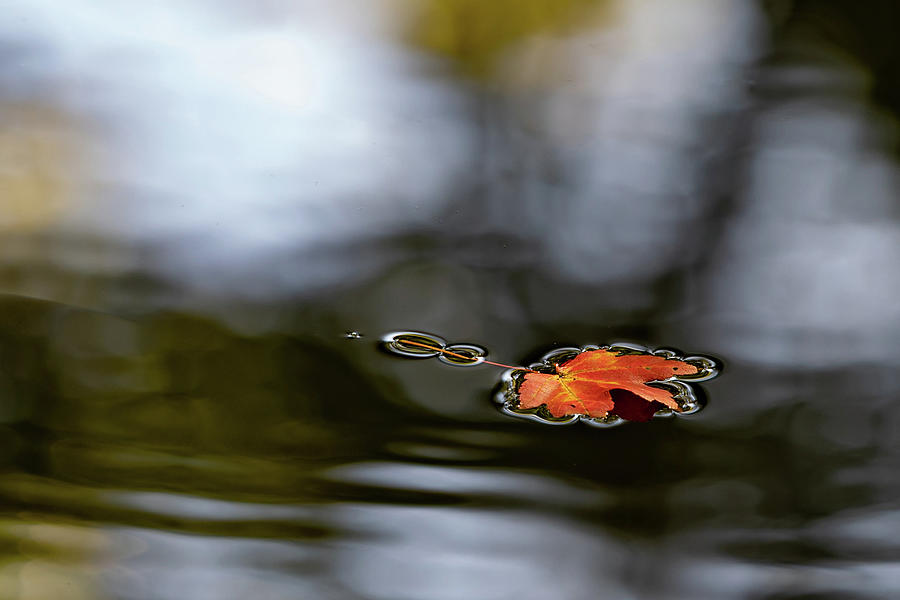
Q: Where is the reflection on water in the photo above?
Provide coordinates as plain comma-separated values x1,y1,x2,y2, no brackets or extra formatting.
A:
2,0,900,598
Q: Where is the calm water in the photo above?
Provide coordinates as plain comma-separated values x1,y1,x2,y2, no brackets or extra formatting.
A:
1,1,900,599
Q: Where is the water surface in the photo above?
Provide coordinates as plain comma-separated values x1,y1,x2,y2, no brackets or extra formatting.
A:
1,1,899,599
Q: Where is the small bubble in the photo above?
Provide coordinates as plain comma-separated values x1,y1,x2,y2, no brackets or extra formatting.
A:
344,331,364,339
382,331,448,359
438,343,487,367
539,347,581,365
608,342,651,355
582,415,626,429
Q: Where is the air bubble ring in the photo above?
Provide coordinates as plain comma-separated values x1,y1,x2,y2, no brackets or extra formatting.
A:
382,331,488,367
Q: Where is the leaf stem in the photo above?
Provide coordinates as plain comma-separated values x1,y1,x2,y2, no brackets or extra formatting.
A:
395,340,534,372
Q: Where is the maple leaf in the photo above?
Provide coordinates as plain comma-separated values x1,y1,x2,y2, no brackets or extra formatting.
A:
515,349,699,421
382,332,718,426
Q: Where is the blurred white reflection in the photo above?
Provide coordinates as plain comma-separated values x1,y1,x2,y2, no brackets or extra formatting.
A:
324,461,607,508
0,0,472,297
107,490,313,521
690,78,900,367
506,0,762,286
811,506,900,555
101,528,324,600
332,504,630,600
666,556,900,600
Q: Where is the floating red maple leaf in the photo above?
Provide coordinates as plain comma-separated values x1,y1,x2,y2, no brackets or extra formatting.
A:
381,332,717,426
516,349,699,422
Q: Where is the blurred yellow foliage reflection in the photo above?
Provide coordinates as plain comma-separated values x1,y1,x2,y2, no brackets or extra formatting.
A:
408,0,609,77
0,104,80,232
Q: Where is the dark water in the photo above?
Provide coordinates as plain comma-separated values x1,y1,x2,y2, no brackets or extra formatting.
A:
2,1,900,599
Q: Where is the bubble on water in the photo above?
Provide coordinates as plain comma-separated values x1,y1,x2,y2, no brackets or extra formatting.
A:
607,341,652,354
382,331,447,358
438,343,487,367
651,348,679,359
538,347,582,366
344,331,364,339
495,342,719,428
581,415,626,429
497,397,581,425
680,355,721,381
